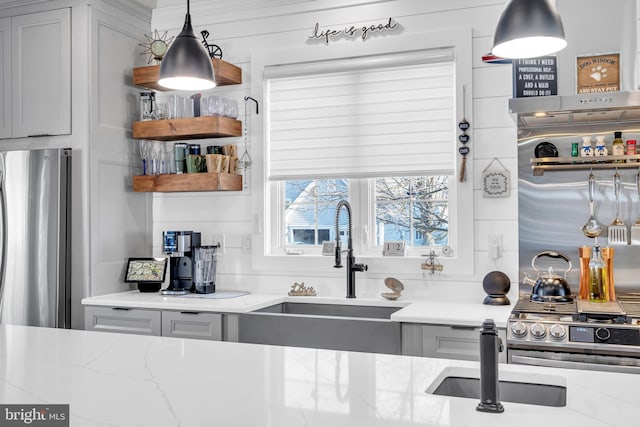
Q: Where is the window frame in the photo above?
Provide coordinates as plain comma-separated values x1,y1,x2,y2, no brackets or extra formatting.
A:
250,28,474,277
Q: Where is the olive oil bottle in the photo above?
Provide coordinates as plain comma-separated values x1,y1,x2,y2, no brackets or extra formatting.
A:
611,131,625,162
589,245,608,302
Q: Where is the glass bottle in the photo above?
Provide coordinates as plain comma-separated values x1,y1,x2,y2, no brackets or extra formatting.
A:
611,131,625,161
589,245,608,302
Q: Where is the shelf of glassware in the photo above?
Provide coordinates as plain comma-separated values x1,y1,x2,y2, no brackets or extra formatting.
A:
132,58,242,91
132,116,241,141
133,172,242,192
532,155,640,175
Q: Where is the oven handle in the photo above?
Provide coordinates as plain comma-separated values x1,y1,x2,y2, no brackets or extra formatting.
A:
511,354,640,374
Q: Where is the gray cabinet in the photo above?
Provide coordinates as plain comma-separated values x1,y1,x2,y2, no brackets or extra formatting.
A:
402,323,507,363
84,306,224,340
2,8,71,138
85,306,161,336
161,311,223,340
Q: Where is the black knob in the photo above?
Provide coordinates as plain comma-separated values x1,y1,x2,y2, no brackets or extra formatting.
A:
595,328,611,341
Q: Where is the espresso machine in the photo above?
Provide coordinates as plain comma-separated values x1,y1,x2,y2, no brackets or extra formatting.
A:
161,231,201,295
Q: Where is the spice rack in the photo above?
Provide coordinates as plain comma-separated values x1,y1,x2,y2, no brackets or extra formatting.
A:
532,155,640,175
131,59,243,192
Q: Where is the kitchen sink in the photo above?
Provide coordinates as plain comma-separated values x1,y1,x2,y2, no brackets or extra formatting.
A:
426,368,567,407
254,302,402,319
237,302,403,354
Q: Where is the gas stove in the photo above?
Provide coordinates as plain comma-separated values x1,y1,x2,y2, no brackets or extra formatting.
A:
507,295,640,373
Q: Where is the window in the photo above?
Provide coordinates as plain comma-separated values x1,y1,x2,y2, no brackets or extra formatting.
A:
251,28,473,274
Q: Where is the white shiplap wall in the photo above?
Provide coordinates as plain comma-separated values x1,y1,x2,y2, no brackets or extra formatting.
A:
147,0,518,302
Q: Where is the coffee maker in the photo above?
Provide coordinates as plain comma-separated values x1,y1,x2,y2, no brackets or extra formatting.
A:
161,231,201,295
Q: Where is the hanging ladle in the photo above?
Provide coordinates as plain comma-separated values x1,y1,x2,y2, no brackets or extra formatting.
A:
581,171,604,238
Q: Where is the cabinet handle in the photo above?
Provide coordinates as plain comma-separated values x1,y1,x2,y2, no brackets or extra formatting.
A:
180,311,200,315
27,134,53,138
450,325,478,330
112,307,131,311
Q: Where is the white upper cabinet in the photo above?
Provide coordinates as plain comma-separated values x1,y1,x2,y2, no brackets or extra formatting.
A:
0,18,10,139
8,8,70,138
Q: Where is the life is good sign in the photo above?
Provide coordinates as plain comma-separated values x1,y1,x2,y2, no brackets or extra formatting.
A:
309,18,399,44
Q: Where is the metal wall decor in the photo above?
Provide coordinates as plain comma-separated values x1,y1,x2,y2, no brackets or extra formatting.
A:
308,17,399,44
200,30,223,59
139,29,174,64
458,85,470,182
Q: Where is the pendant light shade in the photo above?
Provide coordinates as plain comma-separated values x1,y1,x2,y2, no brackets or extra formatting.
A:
158,1,215,91
492,0,567,59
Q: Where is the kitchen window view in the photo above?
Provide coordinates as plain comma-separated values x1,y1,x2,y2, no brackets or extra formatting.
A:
282,175,449,248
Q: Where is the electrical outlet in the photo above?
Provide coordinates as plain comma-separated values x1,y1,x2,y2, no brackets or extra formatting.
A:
488,234,502,259
242,234,252,254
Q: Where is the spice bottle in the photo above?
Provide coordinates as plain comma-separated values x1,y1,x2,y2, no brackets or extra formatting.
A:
626,139,637,162
611,131,625,161
589,245,608,303
595,135,607,156
581,136,593,157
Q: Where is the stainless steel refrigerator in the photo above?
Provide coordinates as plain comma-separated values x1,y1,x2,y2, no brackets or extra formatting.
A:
0,148,71,328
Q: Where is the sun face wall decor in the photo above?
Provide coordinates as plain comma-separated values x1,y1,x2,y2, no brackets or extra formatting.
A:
139,29,175,64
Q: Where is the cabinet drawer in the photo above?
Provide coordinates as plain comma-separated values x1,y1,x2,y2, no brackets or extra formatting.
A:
161,311,222,340
84,306,160,336
402,324,507,362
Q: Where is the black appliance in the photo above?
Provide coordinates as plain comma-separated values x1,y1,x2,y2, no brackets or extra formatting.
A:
161,230,201,295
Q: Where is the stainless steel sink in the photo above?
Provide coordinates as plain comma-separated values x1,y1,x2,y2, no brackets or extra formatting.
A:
238,302,403,354
426,369,567,407
254,302,401,319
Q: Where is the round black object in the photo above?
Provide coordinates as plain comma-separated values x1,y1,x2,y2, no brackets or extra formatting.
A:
534,141,558,158
482,271,511,296
138,282,162,293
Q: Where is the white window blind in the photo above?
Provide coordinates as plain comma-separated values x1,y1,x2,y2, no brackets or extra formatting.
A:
265,49,456,181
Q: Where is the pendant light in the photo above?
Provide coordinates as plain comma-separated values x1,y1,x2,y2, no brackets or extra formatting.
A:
492,0,567,59
158,0,216,91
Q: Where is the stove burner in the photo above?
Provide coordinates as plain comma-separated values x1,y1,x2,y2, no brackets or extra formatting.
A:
529,294,574,304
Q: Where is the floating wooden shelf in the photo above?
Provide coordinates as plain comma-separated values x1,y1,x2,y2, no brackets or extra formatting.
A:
132,59,242,91
531,154,640,175
132,116,241,141
133,173,242,192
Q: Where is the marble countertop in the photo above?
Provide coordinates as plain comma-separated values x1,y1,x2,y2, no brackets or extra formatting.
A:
82,291,513,327
0,325,636,427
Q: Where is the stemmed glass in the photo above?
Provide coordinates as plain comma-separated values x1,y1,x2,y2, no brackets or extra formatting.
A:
139,140,150,175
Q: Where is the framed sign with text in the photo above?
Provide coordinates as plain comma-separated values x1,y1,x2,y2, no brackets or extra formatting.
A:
512,56,557,98
577,53,620,94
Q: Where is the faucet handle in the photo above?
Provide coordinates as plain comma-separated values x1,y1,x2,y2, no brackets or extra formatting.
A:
334,241,343,268
353,263,367,272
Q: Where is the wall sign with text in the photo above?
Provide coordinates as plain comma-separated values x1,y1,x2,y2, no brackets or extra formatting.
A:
512,56,557,98
308,18,399,44
577,53,620,94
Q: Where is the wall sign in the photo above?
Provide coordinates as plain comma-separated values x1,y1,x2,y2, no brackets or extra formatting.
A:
482,158,510,198
577,53,620,94
309,18,399,44
512,56,557,98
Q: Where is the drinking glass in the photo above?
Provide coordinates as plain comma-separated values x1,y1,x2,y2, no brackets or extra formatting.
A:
228,100,238,119
139,140,150,175
221,98,231,117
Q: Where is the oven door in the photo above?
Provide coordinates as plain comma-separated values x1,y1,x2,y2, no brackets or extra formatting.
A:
509,349,640,374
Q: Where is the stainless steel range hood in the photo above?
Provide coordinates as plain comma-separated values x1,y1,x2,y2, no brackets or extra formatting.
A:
509,91,640,131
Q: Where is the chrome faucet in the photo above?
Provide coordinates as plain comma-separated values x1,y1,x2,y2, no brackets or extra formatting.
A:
334,200,367,298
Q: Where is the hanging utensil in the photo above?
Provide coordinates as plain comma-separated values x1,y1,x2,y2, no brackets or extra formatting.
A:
630,170,640,245
581,171,603,238
239,96,258,173
608,171,628,245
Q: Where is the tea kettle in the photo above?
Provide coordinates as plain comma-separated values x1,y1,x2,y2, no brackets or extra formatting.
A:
522,251,573,303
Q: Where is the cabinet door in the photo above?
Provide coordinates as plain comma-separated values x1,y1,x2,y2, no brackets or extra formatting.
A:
0,17,10,138
84,306,161,336
161,311,223,340
12,8,70,137
402,324,507,363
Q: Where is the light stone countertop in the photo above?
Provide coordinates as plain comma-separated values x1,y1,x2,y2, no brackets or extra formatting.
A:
81,291,513,327
0,324,637,427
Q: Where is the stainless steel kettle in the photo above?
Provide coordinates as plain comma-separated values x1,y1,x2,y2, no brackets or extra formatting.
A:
522,251,573,303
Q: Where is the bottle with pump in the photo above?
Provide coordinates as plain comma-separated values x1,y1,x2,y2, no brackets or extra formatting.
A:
612,131,625,161
589,244,608,302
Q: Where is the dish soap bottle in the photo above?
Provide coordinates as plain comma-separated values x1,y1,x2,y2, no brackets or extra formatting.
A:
589,245,608,302
611,131,625,161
